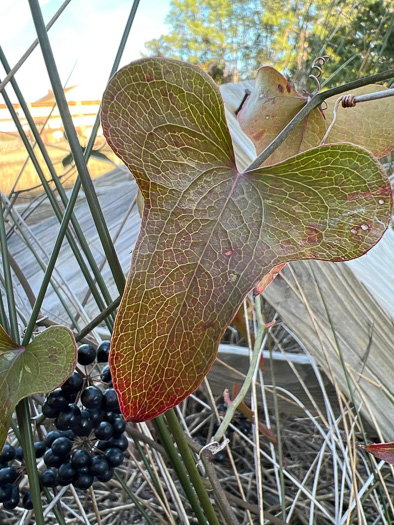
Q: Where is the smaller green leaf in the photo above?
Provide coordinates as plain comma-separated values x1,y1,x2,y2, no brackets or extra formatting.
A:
62,147,114,168
0,325,77,451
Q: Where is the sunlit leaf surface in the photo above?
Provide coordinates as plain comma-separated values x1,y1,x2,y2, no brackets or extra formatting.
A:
238,66,394,162
0,325,77,450
101,58,392,422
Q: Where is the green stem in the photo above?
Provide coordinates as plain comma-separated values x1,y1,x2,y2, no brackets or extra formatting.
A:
245,68,394,172
15,400,44,524
113,470,156,525
165,409,220,525
153,415,209,525
0,201,18,340
0,47,115,322
75,295,121,342
0,80,113,331
213,295,265,443
42,487,67,525
28,0,126,294
131,436,162,496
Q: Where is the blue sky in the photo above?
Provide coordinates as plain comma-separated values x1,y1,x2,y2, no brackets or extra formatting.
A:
0,0,172,102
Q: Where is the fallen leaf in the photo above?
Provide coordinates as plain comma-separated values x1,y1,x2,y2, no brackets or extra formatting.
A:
0,325,77,451
101,58,392,422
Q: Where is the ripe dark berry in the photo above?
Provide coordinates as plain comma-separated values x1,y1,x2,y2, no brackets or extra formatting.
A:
42,400,60,419
90,455,109,476
58,460,76,484
81,386,103,409
51,437,72,458
77,344,96,366
96,440,109,452
105,447,124,467
16,445,24,460
71,450,91,469
95,421,113,441
0,466,18,484
40,469,58,488
45,431,63,448
23,491,34,510
97,340,110,362
73,410,93,437
112,417,126,436
100,365,112,384
43,449,63,468
46,388,70,410
107,435,128,452
102,388,119,412
103,412,117,425
73,471,94,489
3,485,19,510
0,484,12,502
0,444,16,463
61,372,84,395
96,468,114,482
55,404,81,431
87,408,103,427
34,441,46,458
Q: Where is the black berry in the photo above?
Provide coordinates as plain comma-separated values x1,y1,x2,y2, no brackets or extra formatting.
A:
105,447,124,467
77,344,96,366
61,372,84,395
0,444,15,463
100,365,112,384
55,404,81,431
90,455,109,476
43,449,63,468
51,437,73,458
102,388,119,412
22,491,34,510
71,450,91,469
34,441,47,458
81,386,103,409
44,430,62,448
40,469,58,488
97,340,110,362
0,466,18,484
3,485,19,510
95,421,113,441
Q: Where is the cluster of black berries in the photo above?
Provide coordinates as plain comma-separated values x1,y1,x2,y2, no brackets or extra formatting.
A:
37,341,127,490
0,340,129,508
0,445,32,510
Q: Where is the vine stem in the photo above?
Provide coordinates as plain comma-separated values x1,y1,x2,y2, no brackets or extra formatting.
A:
244,68,394,172
213,295,266,443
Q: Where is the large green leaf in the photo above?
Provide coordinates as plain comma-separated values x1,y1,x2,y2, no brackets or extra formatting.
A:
101,58,392,422
0,325,77,450
238,66,394,163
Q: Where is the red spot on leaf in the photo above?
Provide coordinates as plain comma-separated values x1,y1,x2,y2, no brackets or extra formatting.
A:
224,248,234,256
306,225,322,244
253,263,286,295
286,84,292,93
346,190,372,200
145,73,153,82
278,84,284,94
377,185,392,196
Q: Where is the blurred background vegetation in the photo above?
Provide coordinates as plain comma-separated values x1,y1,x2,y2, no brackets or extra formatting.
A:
144,0,394,88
